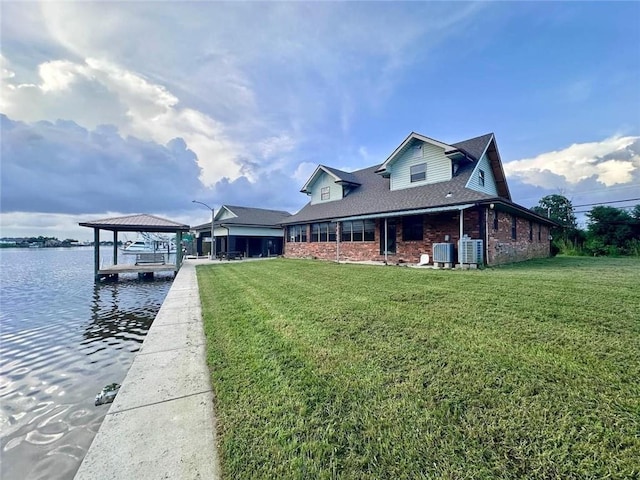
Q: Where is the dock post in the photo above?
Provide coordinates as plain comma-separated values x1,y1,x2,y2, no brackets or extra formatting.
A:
113,231,118,265
94,228,100,281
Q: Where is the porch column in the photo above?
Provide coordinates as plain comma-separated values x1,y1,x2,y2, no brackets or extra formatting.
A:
459,209,464,264
336,221,340,263
384,218,388,264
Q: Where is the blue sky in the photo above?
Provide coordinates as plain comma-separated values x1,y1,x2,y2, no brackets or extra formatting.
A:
1,1,639,240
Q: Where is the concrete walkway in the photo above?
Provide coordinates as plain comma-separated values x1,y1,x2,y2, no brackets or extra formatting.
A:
74,259,221,480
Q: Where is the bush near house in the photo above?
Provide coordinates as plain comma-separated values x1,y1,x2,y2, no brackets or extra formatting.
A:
197,257,639,479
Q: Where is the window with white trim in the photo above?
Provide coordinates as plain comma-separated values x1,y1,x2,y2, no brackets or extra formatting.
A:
410,163,426,183
321,186,330,201
479,169,485,187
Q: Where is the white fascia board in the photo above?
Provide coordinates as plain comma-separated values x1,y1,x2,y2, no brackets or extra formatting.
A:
300,165,341,193
214,205,237,221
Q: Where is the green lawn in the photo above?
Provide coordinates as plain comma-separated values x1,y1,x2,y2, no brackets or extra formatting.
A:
197,257,640,479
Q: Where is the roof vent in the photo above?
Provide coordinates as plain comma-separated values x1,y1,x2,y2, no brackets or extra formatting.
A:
445,192,453,198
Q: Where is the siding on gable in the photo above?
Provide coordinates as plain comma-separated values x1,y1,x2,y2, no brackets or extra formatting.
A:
218,208,237,220
310,172,343,204
390,142,452,191
465,153,498,196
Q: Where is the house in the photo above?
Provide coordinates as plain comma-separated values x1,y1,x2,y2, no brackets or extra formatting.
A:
192,205,290,258
281,132,555,266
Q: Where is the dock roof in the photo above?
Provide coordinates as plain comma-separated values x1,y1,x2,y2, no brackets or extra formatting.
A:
79,214,190,233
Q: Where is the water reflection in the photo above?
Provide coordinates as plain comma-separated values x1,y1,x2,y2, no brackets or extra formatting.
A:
0,248,171,480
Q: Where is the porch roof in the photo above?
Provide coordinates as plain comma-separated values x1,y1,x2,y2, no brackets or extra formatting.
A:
334,204,476,222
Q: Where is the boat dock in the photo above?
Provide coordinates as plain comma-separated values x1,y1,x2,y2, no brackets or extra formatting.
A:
97,262,179,281
79,214,191,282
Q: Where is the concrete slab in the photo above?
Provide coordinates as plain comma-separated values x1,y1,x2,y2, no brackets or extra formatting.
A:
110,345,211,413
74,392,220,480
138,320,206,354
153,304,202,326
74,259,221,480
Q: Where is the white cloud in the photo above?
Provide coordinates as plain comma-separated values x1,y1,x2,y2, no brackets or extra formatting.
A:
1,1,487,187
2,57,243,185
293,162,317,184
504,136,640,188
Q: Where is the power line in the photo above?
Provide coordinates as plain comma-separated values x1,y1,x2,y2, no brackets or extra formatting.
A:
515,184,640,206
572,197,640,208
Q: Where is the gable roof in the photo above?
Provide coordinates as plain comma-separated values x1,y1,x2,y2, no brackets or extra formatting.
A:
282,161,493,225
449,133,494,160
79,214,190,232
301,165,361,194
192,205,291,231
283,131,525,226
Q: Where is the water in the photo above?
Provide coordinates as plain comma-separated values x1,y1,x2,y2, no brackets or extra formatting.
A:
0,247,173,480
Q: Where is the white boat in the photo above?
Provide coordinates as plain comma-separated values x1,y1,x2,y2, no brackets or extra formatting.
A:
120,233,177,255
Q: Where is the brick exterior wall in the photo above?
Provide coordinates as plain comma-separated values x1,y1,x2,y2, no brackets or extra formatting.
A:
487,209,551,265
284,207,551,266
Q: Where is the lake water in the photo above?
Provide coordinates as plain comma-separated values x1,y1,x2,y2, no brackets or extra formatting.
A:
0,247,173,480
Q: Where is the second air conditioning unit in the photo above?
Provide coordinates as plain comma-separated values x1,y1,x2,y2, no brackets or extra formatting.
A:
459,237,483,264
432,243,455,263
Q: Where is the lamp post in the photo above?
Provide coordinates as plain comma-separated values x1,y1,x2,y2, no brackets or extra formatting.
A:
192,200,215,259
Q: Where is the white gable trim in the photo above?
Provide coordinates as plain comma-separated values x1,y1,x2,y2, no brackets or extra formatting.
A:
300,165,342,194
214,205,238,221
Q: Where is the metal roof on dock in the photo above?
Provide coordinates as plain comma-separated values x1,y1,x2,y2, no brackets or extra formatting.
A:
79,214,190,232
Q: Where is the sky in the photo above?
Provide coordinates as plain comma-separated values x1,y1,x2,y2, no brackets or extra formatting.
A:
1,1,639,241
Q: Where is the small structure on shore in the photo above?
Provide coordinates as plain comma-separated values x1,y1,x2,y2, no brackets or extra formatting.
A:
79,214,190,282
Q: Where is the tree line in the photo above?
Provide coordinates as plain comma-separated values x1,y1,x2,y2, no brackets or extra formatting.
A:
532,194,640,256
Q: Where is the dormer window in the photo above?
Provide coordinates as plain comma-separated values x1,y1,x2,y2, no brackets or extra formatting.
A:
410,163,426,183
321,186,330,201
479,169,485,187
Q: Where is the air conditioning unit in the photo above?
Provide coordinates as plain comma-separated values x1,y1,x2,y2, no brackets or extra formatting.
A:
459,238,483,264
433,243,454,263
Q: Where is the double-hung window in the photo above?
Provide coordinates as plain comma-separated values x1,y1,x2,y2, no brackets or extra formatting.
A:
410,163,426,183
321,186,330,201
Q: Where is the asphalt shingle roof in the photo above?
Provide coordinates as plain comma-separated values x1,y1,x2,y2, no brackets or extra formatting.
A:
282,133,505,225
282,161,495,225
216,205,291,227
320,165,361,185
450,133,494,160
